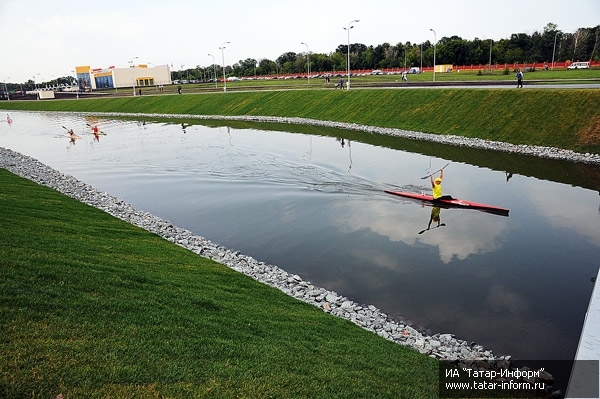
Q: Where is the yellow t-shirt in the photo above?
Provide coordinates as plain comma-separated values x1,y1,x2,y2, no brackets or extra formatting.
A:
432,180,443,199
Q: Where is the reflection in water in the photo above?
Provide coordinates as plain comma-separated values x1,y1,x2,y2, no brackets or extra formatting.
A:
347,140,352,172
420,206,446,234
335,137,352,171
1,110,599,365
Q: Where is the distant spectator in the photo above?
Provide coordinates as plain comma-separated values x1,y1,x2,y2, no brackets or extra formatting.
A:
516,69,523,88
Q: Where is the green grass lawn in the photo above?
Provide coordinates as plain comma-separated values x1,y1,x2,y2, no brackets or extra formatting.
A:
0,169,440,398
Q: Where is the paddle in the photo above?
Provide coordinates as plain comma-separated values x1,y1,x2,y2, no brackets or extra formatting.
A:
420,162,450,179
418,223,446,234
61,126,81,139
86,122,106,135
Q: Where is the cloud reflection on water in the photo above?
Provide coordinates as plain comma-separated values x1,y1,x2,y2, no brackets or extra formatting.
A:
332,198,510,264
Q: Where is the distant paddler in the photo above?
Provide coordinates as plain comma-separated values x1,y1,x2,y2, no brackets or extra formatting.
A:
62,125,81,142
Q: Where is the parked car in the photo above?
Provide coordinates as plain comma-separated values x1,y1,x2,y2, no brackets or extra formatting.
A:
567,61,590,69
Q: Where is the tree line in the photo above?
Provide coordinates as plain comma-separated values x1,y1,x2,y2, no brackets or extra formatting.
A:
199,22,600,79
7,22,599,91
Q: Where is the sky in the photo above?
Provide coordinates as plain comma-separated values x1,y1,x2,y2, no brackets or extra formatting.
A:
1,0,599,83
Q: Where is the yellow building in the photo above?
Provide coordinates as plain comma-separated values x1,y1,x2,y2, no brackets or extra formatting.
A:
75,64,171,91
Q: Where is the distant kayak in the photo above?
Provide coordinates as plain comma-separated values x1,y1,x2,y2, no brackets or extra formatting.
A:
384,190,509,216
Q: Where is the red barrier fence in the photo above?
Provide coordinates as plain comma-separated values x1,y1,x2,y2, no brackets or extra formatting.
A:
273,60,597,79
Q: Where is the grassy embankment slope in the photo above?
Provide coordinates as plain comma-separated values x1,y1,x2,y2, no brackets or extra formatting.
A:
2,87,600,154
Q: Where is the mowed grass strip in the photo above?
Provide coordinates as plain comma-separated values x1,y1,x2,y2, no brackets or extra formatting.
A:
3,86,600,154
0,169,439,399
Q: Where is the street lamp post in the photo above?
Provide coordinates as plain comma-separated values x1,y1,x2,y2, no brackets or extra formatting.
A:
71,70,79,99
33,73,40,100
344,19,359,90
208,54,217,89
129,56,138,96
4,78,9,101
489,39,493,71
219,41,231,92
301,42,310,84
551,32,560,70
430,28,436,82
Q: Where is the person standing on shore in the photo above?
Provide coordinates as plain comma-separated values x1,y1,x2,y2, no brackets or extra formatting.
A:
516,69,523,88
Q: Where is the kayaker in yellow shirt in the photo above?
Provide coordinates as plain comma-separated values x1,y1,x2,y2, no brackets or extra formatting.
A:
431,170,444,199
430,169,452,201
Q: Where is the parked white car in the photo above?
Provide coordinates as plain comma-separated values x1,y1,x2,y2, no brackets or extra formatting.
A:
567,61,590,69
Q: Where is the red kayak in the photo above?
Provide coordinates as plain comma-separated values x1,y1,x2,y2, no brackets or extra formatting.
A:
384,190,509,216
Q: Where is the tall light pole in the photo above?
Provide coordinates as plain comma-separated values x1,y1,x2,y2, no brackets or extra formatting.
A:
33,73,40,100
430,28,436,82
488,39,493,71
219,41,230,92
4,77,9,101
71,70,79,99
551,32,560,70
301,42,310,84
129,56,138,96
344,19,359,90
208,54,217,89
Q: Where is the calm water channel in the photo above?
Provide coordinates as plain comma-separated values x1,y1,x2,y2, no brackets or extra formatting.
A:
2,110,600,365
